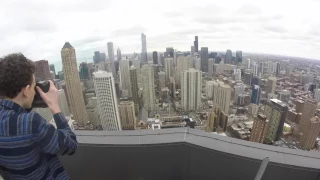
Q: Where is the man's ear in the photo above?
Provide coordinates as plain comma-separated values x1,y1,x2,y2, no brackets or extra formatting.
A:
22,85,30,98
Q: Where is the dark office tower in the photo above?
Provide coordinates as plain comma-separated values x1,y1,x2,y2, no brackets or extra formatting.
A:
236,51,242,63
200,47,209,72
165,47,174,58
210,52,217,59
159,53,164,66
153,51,158,64
252,76,261,86
79,62,89,80
251,85,261,105
194,36,198,52
244,72,253,86
276,62,280,77
117,48,122,61
49,64,56,76
225,49,232,64
100,52,107,62
264,99,288,143
94,51,101,64
215,56,222,64
34,60,51,81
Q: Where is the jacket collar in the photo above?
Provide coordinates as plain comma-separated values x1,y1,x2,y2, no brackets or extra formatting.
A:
0,99,26,113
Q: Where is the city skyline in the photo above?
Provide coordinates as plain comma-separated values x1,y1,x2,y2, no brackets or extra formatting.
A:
1,0,320,71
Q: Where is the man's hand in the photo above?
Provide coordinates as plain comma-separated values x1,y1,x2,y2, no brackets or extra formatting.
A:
36,80,61,114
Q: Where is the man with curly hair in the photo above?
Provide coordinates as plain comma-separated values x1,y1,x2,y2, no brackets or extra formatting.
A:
0,53,77,180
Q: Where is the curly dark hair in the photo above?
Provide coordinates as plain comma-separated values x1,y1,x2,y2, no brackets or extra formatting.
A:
0,53,35,98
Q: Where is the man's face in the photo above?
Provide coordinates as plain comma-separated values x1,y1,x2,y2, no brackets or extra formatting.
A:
23,74,36,109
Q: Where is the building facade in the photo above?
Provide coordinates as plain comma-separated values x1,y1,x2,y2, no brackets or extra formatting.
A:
250,114,268,143
266,77,277,94
107,42,116,78
299,116,320,150
130,66,140,114
119,101,136,130
119,59,131,97
93,71,121,131
141,64,157,112
264,99,288,143
181,68,202,111
213,80,231,114
34,60,51,81
200,47,209,72
61,42,88,126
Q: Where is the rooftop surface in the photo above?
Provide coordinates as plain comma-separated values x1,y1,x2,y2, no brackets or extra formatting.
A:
60,128,320,180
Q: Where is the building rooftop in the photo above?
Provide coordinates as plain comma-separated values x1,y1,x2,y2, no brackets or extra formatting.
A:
60,128,320,180
62,42,73,49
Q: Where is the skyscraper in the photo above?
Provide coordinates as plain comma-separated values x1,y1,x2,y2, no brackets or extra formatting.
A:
164,58,173,82
165,47,174,58
300,116,320,150
264,99,288,143
34,60,51,81
299,99,317,132
107,42,116,78
225,50,232,64
208,58,214,77
94,51,101,64
244,72,252,86
253,62,259,77
194,57,201,71
235,51,242,63
49,64,56,77
276,62,280,77
119,101,136,130
175,56,189,87
191,46,195,56
200,47,209,72
100,52,107,62
215,56,222,64
194,36,198,53
251,85,261,105
119,59,131,97
234,83,245,102
206,81,214,99
213,80,231,114
117,47,122,61
79,62,89,80
181,68,202,111
93,71,121,131
152,51,158,64
130,66,140,114
266,77,277,94
141,33,147,62
206,110,217,132
141,64,157,112
86,97,100,129
61,42,88,126
158,71,166,91
250,114,268,143
58,89,70,117
234,68,241,81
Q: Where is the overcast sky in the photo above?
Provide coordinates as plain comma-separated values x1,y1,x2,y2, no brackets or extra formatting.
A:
1,0,320,71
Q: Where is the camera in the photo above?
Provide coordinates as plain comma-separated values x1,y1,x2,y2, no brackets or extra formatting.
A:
32,81,50,108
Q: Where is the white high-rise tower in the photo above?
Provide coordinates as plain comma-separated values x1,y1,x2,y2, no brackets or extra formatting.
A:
181,68,202,111
93,71,121,131
107,42,116,77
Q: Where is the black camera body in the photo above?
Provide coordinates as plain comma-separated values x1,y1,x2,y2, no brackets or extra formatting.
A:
32,81,50,108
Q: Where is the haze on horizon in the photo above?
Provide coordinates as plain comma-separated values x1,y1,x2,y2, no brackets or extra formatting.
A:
1,0,320,71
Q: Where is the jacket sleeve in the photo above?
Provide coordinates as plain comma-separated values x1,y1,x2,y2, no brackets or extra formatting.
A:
33,112,78,155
